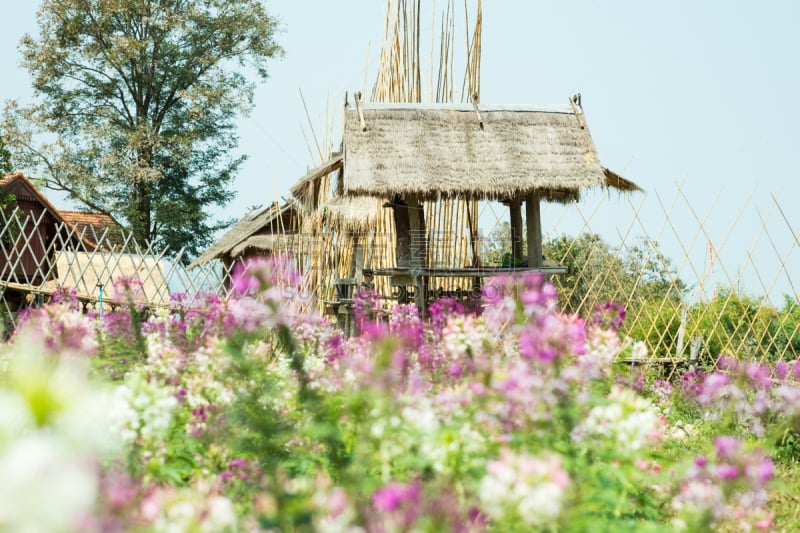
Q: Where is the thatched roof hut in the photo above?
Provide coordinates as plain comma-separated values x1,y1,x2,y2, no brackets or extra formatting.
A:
342,102,637,201
290,155,344,212
188,202,299,269
308,196,384,233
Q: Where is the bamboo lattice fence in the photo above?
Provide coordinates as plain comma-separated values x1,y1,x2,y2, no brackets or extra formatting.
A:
2,185,798,376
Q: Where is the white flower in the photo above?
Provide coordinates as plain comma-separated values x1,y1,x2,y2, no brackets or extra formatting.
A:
0,434,97,533
204,496,237,532
0,390,34,445
574,386,664,454
111,371,177,445
479,449,569,526
442,315,488,358
632,340,649,360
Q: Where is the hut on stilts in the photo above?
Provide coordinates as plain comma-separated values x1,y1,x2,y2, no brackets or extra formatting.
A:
285,0,486,324
286,0,639,324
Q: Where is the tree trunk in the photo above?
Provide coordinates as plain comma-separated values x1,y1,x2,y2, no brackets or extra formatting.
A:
130,179,152,245
130,140,153,245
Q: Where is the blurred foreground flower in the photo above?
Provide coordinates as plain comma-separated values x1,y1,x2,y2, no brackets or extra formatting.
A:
0,339,121,532
479,448,570,528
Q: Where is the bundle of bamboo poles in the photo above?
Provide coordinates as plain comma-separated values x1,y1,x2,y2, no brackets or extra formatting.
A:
369,0,484,301
294,0,484,314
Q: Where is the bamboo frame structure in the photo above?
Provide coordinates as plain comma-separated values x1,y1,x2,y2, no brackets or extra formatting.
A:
288,0,484,317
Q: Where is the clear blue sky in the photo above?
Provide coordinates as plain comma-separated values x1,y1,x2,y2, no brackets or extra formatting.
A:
2,1,799,301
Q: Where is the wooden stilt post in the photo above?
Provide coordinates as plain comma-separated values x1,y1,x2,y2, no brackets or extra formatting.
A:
393,196,411,269
509,197,523,266
526,191,542,268
407,193,428,315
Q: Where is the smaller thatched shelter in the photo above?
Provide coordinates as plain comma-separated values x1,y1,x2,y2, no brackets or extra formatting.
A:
307,196,384,234
290,156,344,213
188,202,300,270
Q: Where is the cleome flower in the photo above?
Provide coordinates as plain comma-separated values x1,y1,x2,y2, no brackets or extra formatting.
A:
572,385,665,454
479,448,570,528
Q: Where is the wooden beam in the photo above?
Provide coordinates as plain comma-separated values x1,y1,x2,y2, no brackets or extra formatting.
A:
569,96,586,129
526,192,542,268
509,197,523,265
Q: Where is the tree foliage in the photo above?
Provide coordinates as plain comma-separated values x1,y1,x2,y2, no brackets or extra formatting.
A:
481,224,685,314
3,0,282,255
544,233,686,314
0,130,11,175
0,130,15,213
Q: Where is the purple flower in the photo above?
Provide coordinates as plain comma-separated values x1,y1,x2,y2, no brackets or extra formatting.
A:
518,313,586,363
589,301,626,332
429,297,465,333
714,436,741,461
699,372,730,401
228,459,248,469
389,304,424,350
775,360,789,380
372,481,421,512
751,459,774,486
716,464,740,480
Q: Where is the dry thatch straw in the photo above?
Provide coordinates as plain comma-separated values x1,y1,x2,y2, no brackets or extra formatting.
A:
289,155,344,213
342,103,608,201
228,234,300,258
603,167,643,192
284,0,484,311
307,196,386,234
188,203,299,269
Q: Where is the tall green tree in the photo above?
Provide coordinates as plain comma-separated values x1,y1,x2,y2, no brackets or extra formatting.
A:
0,130,11,175
3,0,282,255
0,131,15,211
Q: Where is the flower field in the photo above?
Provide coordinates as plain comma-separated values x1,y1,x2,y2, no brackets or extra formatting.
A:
1,260,799,532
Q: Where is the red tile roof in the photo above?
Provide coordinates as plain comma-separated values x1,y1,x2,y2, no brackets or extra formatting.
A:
60,210,117,229
60,211,123,247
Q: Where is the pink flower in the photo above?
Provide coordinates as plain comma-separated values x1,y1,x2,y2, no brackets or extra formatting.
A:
754,515,774,530
751,459,774,486
372,481,421,512
715,464,739,480
714,436,741,460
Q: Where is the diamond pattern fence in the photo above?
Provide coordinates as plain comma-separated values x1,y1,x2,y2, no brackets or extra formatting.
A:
0,206,233,337
528,185,800,377
2,184,798,379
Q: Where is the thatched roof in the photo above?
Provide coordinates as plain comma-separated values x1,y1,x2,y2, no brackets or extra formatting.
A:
309,196,384,233
603,167,643,192
289,155,344,210
342,103,631,200
188,203,298,268
229,234,299,258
